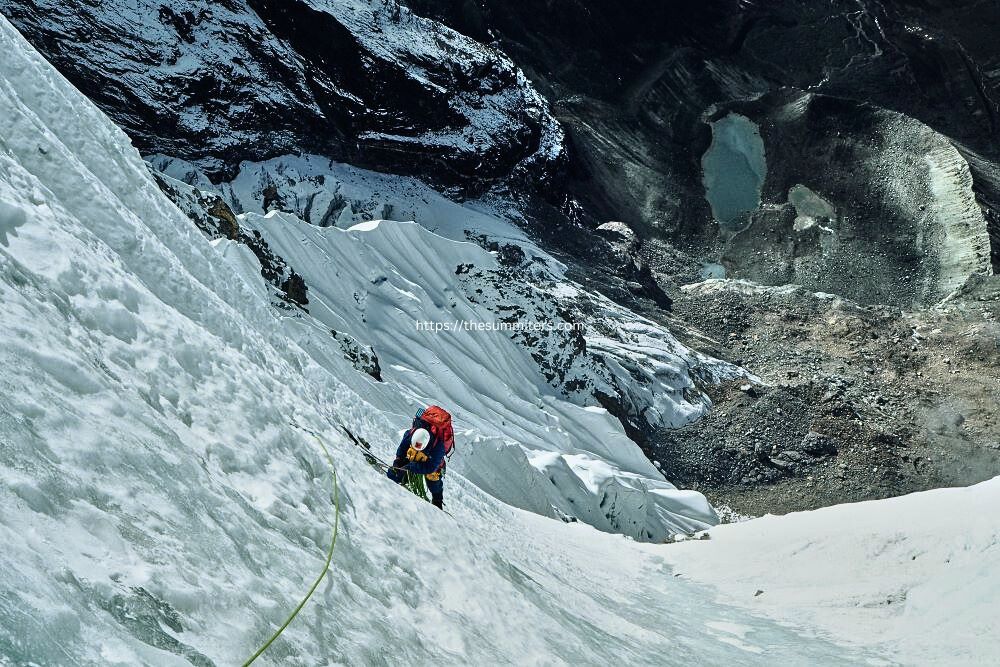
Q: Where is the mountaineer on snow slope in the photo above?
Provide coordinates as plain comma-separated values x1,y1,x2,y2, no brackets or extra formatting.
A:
387,405,455,509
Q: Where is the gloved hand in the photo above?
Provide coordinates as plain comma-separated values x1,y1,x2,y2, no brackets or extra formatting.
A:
406,447,429,462
426,470,441,482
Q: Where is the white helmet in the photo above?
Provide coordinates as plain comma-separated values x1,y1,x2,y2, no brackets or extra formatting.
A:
410,428,432,451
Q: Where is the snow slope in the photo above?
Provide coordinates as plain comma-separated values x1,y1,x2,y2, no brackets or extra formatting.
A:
3,14,999,666
234,211,722,539
664,478,1000,665
150,151,742,427
148,152,745,540
0,14,888,665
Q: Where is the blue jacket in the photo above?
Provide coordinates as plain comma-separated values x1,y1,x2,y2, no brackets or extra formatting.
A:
396,428,446,474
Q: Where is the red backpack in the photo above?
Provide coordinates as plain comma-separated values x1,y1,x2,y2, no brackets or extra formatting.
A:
414,405,455,458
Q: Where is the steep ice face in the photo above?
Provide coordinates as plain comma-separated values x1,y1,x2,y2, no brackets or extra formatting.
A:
4,15,995,666
701,113,767,228
1,7,734,548
151,153,743,433
230,211,731,538
0,15,888,665
148,153,547,253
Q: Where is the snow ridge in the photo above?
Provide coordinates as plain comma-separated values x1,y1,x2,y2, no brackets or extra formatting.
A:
148,153,748,538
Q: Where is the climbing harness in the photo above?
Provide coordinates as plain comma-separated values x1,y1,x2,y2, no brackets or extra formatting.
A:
242,429,340,666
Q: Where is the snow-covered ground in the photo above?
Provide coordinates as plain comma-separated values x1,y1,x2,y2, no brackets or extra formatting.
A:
664,478,1000,665
147,152,543,249
3,13,999,667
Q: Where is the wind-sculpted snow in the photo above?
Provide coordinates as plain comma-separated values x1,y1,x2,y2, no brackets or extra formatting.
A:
1,15,988,665
233,212,736,538
152,152,743,420
149,153,747,536
148,153,544,251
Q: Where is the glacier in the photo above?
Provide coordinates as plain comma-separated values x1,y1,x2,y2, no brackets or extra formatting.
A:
2,12,999,667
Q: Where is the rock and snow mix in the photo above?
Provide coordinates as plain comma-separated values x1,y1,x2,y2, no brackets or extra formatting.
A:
0,14,853,665
2,13,999,667
148,153,541,243
0,0,564,187
149,152,745,540
234,212,728,539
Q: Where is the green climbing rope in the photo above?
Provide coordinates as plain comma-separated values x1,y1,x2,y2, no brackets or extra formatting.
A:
242,434,340,666
405,470,428,501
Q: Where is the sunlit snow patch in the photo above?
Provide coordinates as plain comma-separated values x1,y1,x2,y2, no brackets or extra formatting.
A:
231,211,723,538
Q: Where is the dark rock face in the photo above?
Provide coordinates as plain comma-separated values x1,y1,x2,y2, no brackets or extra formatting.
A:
151,168,310,309
595,222,673,311
331,330,383,382
150,170,240,241
411,0,1000,269
7,0,997,277
0,0,563,192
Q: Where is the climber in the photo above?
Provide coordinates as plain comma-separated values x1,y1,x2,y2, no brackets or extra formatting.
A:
387,405,455,509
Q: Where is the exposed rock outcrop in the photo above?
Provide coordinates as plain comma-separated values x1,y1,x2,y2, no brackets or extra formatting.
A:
0,0,564,194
